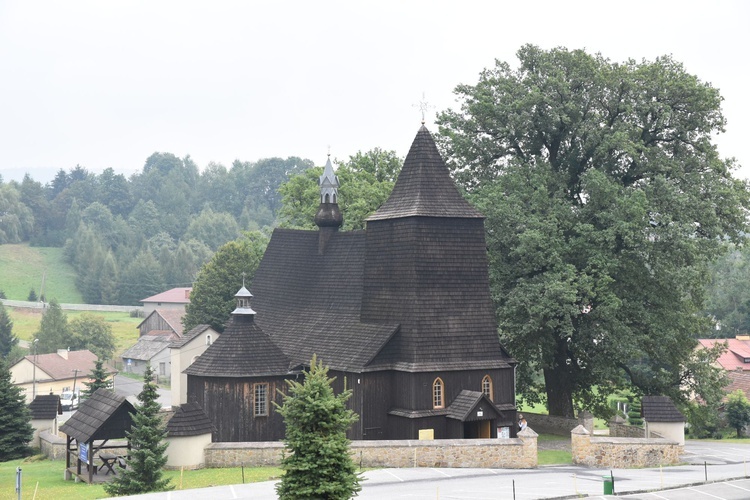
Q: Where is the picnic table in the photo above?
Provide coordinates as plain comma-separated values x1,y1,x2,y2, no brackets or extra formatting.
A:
99,453,120,475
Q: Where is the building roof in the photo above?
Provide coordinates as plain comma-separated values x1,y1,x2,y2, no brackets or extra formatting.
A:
698,337,750,371
29,394,61,420
19,350,98,381
725,371,750,401
170,324,213,349
641,396,685,423
121,333,177,361
141,287,192,304
446,390,501,422
138,309,187,337
367,125,483,221
186,315,292,377
166,402,216,437
60,389,136,443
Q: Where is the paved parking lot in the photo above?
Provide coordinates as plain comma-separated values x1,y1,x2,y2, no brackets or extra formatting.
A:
117,441,750,500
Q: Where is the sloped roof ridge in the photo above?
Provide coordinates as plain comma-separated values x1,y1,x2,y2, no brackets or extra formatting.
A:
367,125,483,221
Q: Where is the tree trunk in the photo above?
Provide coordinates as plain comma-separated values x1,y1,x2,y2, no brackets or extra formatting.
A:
544,365,575,418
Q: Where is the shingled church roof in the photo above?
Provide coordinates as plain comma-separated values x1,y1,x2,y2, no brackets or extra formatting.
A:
185,314,291,377
29,394,61,420
367,125,483,221
251,229,399,373
641,396,685,423
166,402,216,437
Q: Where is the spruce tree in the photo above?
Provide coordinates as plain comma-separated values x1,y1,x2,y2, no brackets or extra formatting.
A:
276,356,361,500
35,299,73,354
0,302,18,358
83,359,112,398
104,365,172,496
0,359,33,460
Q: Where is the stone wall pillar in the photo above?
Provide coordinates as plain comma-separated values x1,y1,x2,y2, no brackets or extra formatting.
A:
517,427,538,467
570,424,591,465
578,411,594,434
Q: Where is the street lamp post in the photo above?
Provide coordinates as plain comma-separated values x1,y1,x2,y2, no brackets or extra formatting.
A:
32,339,39,400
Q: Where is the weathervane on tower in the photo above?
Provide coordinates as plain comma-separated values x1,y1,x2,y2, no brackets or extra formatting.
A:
413,92,435,125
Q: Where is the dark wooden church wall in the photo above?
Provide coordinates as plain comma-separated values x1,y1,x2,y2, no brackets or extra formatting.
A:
188,375,286,442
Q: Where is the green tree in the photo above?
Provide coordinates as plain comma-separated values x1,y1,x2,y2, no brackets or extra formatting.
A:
725,390,750,438
437,45,750,417
83,359,113,398
0,359,33,460
183,207,240,251
104,364,172,496
0,183,34,243
276,356,361,500
69,314,116,360
704,244,750,337
119,250,166,306
0,302,17,358
35,299,73,354
182,232,268,333
278,149,402,230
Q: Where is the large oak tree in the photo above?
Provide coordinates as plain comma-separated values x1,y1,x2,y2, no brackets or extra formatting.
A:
437,45,749,417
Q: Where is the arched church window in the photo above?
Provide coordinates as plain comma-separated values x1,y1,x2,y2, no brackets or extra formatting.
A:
206,334,212,346
482,375,493,401
433,377,444,409
325,193,330,203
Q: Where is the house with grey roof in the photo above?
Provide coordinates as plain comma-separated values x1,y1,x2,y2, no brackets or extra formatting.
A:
186,125,517,442
641,395,686,445
169,324,220,406
28,394,62,447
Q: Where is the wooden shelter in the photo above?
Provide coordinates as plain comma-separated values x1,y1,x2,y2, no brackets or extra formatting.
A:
59,389,135,483
187,125,517,441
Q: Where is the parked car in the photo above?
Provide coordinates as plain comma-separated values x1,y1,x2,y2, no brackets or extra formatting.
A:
60,390,80,411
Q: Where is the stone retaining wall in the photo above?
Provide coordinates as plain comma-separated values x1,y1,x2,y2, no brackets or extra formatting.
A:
571,425,681,468
206,428,538,469
524,411,593,436
608,416,646,438
40,431,66,460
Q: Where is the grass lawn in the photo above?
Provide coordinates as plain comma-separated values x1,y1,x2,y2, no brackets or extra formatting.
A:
538,450,572,465
8,308,142,358
0,244,83,303
0,457,282,499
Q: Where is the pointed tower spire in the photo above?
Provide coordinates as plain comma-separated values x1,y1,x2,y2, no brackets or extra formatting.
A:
314,154,343,254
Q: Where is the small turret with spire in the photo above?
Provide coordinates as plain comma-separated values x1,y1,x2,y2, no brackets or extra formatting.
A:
314,154,343,254
232,275,256,316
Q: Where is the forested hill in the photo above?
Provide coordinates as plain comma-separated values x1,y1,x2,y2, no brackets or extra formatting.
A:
0,153,314,305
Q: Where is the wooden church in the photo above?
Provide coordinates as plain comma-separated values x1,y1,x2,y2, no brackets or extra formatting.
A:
186,125,518,441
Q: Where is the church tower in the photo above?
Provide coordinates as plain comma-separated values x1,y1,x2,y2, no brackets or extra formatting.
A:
314,155,343,254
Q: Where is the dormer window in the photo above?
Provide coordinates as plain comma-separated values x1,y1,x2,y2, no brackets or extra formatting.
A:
745,358,750,363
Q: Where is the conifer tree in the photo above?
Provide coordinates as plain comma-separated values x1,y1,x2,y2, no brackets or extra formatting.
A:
104,365,172,496
0,359,33,460
0,302,17,358
83,359,112,398
35,298,73,354
276,356,361,500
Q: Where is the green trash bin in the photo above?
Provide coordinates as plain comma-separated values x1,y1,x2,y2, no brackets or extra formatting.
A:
603,475,614,495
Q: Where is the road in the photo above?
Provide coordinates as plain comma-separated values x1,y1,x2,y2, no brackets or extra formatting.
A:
113,440,750,500
113,374,171,408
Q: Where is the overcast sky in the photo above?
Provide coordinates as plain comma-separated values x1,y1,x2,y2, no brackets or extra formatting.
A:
0,1,747,183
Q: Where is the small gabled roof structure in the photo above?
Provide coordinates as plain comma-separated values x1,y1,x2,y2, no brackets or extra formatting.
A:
641,396,685,423
138,309,187,337
121,332,178,362
446,390,502,422
29,394,62,420
166,402,216,437
141,287,192,305
60,389,136,443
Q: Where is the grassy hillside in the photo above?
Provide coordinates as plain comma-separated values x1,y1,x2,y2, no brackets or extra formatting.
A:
0,243,83,303
8,308,142,357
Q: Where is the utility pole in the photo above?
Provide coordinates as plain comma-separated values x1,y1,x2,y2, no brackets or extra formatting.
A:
72,369,80,394
32,339,39,400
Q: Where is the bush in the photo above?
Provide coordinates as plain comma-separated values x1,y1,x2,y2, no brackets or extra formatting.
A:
27,288,37,301
627,397,643,426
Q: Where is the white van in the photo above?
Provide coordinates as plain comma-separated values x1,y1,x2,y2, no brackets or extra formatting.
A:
60,390,80,411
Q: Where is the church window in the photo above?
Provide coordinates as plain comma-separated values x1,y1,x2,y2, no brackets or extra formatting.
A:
325,193,330,203
482,375,493,401
433,378,444,409
206,334,212,346
254,383,269,416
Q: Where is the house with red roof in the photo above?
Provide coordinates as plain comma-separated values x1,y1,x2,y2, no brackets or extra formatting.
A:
141,287,192,314
10,349,97,403
697,336,750,372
